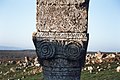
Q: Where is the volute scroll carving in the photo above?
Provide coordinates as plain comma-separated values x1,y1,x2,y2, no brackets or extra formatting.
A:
34,39,55,59
65,41,85,60
33,0,90,79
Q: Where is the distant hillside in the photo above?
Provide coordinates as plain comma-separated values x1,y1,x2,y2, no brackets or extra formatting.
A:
0,46,24,50
0,50,36,60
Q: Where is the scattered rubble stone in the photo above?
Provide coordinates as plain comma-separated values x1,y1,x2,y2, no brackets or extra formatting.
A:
21,76,25,79
4,63,10,66
0,71,2,74
4,71,10,75
9,61,16,64
34,57,40,67
16,67,22,70
0,61,2,64
10,67,16,72
85,52,120,64
82,52,120,73
87,66,93,73
116,66,120,72
24,57,29,63
0,51,119,78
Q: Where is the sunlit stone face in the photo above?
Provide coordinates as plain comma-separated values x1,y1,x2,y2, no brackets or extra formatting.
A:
33,0,90,80
36,0,89,33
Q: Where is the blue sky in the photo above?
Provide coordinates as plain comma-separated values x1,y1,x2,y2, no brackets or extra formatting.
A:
0,0,120,52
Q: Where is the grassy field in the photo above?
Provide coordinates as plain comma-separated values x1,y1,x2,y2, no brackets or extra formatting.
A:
81,62,120,80
0,62,120,80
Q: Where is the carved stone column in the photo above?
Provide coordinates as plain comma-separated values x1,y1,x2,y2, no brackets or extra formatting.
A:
33,0,90,80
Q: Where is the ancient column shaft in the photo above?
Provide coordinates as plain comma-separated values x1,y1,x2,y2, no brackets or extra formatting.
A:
33,0,90,80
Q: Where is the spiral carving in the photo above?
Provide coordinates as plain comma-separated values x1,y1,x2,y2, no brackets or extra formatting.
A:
36,40,55,59
65,42,84,60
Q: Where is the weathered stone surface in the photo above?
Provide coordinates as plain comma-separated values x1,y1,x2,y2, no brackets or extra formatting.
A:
33,0,90,80
33,37,89,80
35,32,88,41
36,0,89,33
38,0,86,4
33,39,88,60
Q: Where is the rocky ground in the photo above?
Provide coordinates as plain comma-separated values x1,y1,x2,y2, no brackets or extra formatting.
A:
0,51,120,80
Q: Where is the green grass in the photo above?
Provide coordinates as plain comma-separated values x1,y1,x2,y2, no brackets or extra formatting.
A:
81,70,120,80
0,62,120,80
22,73,43,80
22,68,120,80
